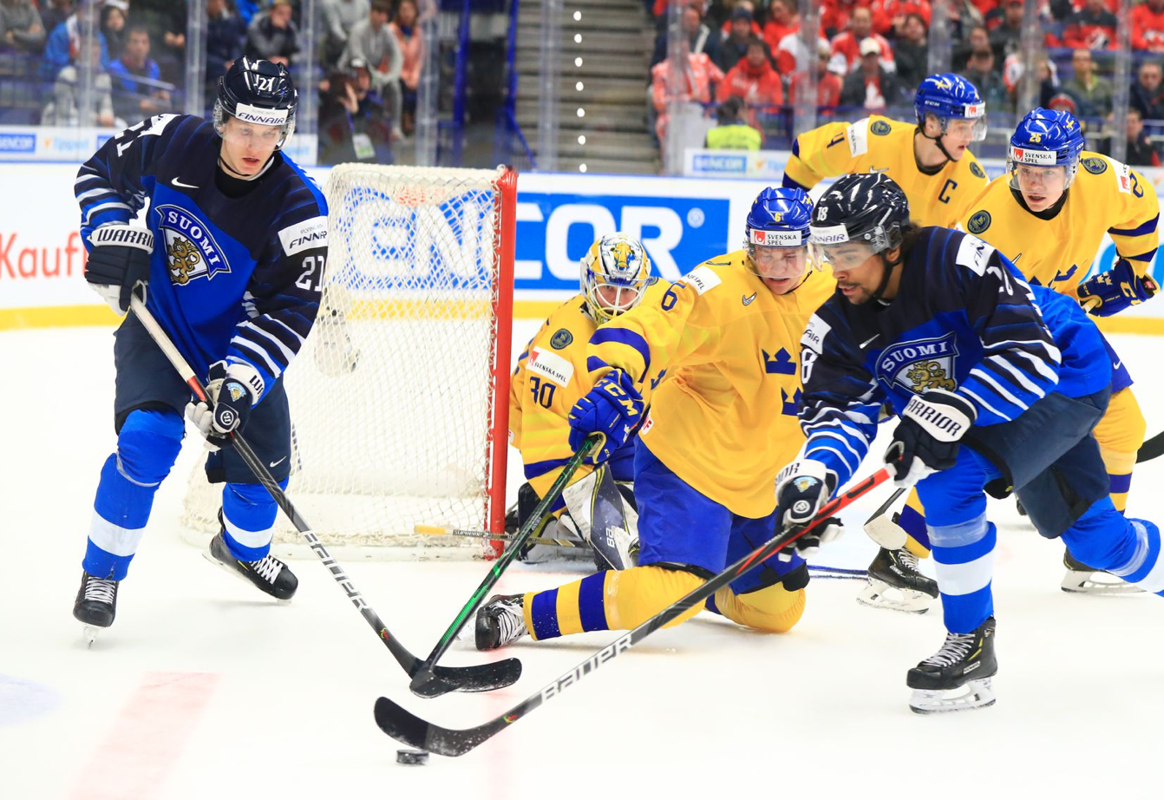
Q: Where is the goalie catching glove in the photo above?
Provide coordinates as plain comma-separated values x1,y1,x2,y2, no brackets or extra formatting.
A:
1076,258,1158,317
185,360,265,447
774,460,843,559
84,224,154,314
886,389,976,488
567,369,644,463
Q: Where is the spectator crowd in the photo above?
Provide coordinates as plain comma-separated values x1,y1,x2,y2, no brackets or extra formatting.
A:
647,0,1164,166
0,0,430,164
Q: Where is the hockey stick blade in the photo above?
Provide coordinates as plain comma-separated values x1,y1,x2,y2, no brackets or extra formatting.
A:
376,466,892,755
129,292,521,698
1137,428,1164,463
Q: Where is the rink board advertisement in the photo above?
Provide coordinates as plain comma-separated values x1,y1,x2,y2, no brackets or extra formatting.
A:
2,161,1164,330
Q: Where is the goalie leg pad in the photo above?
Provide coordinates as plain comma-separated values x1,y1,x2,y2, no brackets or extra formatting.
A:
561,464,639,570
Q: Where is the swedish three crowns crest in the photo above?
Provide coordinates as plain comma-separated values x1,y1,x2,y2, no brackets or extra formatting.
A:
155,205,230,285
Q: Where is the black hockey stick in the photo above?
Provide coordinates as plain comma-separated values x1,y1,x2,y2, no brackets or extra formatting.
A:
1137,429,1164,463
374,465,894,756
407,435,598,698
129,292,521,697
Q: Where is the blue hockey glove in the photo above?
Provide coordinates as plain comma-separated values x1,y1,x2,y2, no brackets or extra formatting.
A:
567,369,644,463
773,460,842,559
1077,259,1159,317
886,389,976,488
84,224,154,314
185,361,265,447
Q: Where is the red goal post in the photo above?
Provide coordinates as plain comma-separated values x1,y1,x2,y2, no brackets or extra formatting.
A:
180,164,517,560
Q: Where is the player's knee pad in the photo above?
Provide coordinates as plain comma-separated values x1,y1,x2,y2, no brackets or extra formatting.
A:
713,583,806,633
115,408,184,486
603,564,706,631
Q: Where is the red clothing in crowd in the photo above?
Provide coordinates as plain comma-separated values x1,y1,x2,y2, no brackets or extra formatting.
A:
763,19,799,55
650,52,724,142
820,0,873,36
1061,9,1118,49
1132,5,1164,52
789,70,843,112
717,57,784,106
720,18,763,37
870,0,932,36
830,30,895,73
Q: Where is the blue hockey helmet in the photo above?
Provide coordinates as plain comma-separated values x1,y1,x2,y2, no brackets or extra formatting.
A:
745,188,813,280
1008,107,1085,189
914,73,987,141
215,57,297,149
580,233,652,324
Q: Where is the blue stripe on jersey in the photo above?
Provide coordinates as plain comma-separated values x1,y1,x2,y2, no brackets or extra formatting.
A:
524,455,573,480
1128,247,1158,263
591,327,652,380
586,356,610,374
1109,215,1159,237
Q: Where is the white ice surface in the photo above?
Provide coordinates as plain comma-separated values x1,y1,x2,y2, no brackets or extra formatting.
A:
2,324,1163,800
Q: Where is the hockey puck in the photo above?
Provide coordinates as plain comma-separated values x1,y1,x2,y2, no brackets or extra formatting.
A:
396,748,429,765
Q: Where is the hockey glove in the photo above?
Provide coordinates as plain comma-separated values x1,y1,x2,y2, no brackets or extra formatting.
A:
1077,259,1159,317
773,460,842,559
886,389,976,488
567,369,644,464
84,224,154,314
185,360,265,447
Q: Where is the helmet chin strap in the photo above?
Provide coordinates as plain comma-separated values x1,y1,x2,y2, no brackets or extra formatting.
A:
917,124,954,165
870,251,900,303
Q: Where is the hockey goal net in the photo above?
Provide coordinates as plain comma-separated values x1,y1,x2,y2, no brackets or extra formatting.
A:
180,164,516,559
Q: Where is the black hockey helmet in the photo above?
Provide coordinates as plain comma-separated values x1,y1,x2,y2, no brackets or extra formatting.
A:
214,57,297,148
809,172,911,256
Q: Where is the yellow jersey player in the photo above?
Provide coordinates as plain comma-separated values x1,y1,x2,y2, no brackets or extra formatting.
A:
474,188,837,651
782,73,990,230
507,233,666,569
960,108,1159,593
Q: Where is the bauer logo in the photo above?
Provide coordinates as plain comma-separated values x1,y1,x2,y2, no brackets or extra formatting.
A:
155,205,230,285
877,332,960,394
279,216,329,256
0,133,35,153
514,190,730,292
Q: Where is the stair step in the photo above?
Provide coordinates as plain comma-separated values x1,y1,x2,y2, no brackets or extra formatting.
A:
516,109,648,133
518,76,648,105
541,156,661,175
515,54,650,77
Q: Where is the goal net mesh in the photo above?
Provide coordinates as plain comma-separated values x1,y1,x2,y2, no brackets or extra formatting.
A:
180,164,514,560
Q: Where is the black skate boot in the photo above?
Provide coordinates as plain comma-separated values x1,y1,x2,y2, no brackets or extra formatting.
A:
1061,548,1142,595
907,616,998,714
475,594,528,651
74,571,119,646
857,547,939,614
206,513,297,600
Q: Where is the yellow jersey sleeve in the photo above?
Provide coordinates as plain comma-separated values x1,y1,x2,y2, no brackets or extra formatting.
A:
784,117,883,190
1088,155,1160,276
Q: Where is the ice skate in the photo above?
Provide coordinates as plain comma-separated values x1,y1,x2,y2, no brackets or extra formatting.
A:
73,571,119,647
205,519,298,601
475,594,527,650
1060,549,1142,595
907,617,997,714
857,547,938,614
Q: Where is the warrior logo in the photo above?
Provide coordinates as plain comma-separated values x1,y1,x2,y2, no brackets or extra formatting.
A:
877,332,960,393
155,204,230,285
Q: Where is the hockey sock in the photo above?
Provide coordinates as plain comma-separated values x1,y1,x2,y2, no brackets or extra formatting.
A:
900,491,931,557
85,410,183,580
927,512,997,634
1093,387,1146,513
523,565,704,641
709,583,806,633
220,480,287,562
1061,500,1164,595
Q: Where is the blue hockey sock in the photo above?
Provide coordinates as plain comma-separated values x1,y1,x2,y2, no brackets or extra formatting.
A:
85,410,183,580
928,513,997,634
220,480,286,562
1062,500,1164,595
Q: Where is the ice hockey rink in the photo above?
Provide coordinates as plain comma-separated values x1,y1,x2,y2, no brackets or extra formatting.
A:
3,323,1163,800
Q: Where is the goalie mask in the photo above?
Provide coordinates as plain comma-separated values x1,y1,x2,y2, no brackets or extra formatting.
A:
581,233,652,325
214,58,297,149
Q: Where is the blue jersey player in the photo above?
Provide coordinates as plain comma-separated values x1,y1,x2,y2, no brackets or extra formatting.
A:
72,59,329,642
773,173,1164,713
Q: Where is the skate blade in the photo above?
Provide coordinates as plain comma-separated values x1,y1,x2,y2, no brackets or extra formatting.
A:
82,625,103,648
909,678,995,714
1060,571,1143,595
202,551,294,603
856,579,933,614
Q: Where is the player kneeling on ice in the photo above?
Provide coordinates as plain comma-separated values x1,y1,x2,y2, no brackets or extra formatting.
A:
507,234,668,570
72,58,329,642
786,172,1164,714
475,188,836,651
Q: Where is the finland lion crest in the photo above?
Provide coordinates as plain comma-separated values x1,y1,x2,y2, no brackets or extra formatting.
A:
877,333,960,393
155,204,230,285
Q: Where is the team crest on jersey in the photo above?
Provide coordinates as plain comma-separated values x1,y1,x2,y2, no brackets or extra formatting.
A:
877,333,960,394
870,120,891,136
550,328,573,350
155,205,229,285
967,210,991,234
970,162,986,179
1082,157,1108,175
